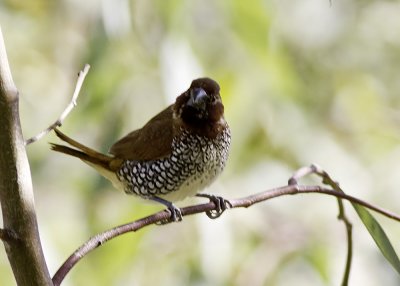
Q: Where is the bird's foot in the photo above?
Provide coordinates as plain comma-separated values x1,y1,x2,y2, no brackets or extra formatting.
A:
150,196,183,224
166,204,183,223
196,193,231,219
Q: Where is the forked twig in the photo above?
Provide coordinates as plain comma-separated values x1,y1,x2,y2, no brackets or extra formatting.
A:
289,164,352,286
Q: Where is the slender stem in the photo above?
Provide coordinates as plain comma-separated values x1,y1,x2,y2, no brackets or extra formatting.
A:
290,164,353,285
337,198,352,286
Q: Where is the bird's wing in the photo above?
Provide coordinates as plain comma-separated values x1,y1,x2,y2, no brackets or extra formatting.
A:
109,105,174,161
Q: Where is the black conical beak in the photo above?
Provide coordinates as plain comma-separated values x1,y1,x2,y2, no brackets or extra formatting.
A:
188,88,207,110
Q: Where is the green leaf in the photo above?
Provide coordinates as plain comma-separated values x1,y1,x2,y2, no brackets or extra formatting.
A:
352,203,400,274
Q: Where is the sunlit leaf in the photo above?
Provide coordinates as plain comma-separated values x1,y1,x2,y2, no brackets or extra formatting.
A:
352,203,400,274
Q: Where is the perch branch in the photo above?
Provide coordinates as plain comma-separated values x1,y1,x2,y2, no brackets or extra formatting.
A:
25,64,90,145
52,182,400,286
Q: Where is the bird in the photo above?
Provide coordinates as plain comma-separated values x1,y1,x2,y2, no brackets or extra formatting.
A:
51,77,231,221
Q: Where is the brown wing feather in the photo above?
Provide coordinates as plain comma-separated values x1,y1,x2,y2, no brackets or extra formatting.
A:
109,105,174,161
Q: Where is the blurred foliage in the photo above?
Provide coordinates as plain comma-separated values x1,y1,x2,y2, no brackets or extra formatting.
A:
1,0,400,285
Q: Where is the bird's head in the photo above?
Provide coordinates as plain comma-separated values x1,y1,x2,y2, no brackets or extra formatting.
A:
174,78,225,134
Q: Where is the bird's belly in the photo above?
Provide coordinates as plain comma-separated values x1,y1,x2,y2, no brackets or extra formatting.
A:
158,165,222,202
117,156,224,202
116,130,230,202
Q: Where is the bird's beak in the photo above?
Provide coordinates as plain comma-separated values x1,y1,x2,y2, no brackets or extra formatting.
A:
188,88,208,110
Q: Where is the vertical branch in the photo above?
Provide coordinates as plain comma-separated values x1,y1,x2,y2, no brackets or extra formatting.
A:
337,198,352,286
0,27,52,285
289,165,353,286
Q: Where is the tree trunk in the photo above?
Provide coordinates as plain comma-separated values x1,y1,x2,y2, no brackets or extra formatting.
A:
0,27,52,285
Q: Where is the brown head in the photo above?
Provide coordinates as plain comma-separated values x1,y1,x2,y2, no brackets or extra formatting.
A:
174,77,226,138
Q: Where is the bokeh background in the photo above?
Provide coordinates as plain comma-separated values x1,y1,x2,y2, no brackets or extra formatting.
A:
1,0,400,285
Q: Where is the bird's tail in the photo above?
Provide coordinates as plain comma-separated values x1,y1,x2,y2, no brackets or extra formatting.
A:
50,128,120,172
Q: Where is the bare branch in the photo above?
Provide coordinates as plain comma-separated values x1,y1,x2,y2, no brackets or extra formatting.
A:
25,64,90,145
52,182,400,285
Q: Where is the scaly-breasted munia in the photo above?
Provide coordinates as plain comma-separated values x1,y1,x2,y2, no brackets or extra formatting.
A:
51,78,231,221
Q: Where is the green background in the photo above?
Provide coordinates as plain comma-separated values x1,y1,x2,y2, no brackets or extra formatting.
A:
1,0,400,285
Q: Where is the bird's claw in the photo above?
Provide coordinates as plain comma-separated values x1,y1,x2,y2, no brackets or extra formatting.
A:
151,196,183,225
168,204,183,222
196,193,231,219
155,205,182,225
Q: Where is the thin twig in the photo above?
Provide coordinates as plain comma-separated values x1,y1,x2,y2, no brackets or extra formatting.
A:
337,198,352,286
25,64,90,145
52,183,400,286
296,187,400,222
290,163,352,285
310,164,352,286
